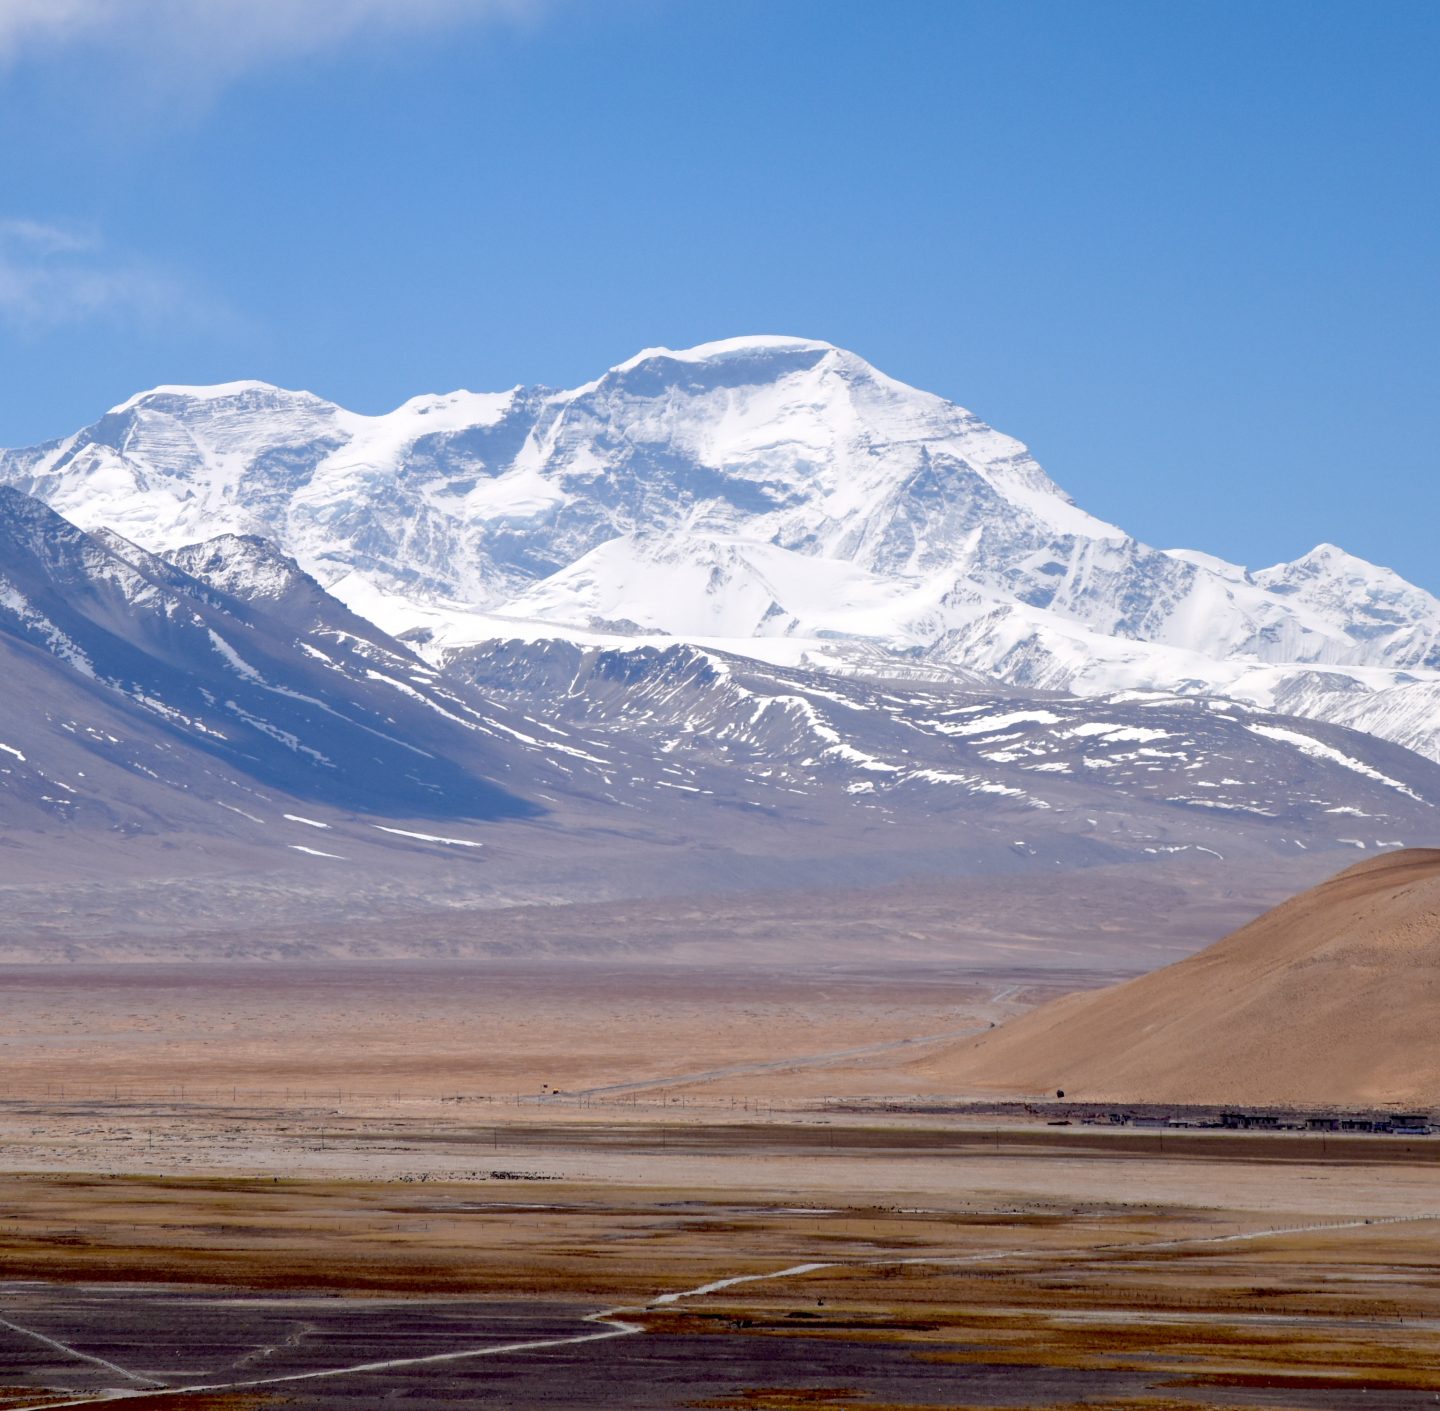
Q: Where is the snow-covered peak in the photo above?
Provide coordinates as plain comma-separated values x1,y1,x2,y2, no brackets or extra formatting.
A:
1252,544,1440,672
609,334,838,372
105,379,306,416
3,336,1438,714
1257,543,1440,620
1262,542,1411,586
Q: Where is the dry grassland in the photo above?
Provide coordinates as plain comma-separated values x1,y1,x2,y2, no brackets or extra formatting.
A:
1,1151,1438,1408
1,963,1437,1407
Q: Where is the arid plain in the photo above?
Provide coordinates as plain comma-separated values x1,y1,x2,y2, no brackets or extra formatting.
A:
3,943,1440,1410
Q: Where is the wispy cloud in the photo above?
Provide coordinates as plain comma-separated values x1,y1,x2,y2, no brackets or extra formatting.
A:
0,217,97,255
0,218,220,331
0,1,542,83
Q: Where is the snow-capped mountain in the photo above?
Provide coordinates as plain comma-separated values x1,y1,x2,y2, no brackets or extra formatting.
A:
1,480,1437,960
3,336,1438,764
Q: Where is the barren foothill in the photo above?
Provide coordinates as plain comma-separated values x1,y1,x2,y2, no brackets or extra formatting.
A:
920,848,1440,1108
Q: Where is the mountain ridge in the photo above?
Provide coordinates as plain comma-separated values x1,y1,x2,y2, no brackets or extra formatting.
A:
3,337,1438,768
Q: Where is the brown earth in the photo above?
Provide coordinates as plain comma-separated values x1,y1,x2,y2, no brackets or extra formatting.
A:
917,848,1440,1107
0,962,1091,1101
5,957,1440,1410
6,913,1440,1407
2,1161,1440,1410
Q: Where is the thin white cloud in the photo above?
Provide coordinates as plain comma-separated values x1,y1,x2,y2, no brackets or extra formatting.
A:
0,217,97,254
0,218,221,331
0,0,542,78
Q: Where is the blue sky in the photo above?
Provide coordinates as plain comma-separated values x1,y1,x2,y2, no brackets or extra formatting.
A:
0,0,1436,589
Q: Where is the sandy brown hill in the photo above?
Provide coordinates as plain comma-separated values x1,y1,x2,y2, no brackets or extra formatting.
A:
917,848,1440,1109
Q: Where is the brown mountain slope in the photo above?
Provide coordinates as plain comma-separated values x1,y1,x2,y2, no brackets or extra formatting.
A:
915,848,1440,1108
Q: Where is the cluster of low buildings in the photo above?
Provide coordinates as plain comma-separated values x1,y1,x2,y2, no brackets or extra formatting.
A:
1078,1109,1433,1135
